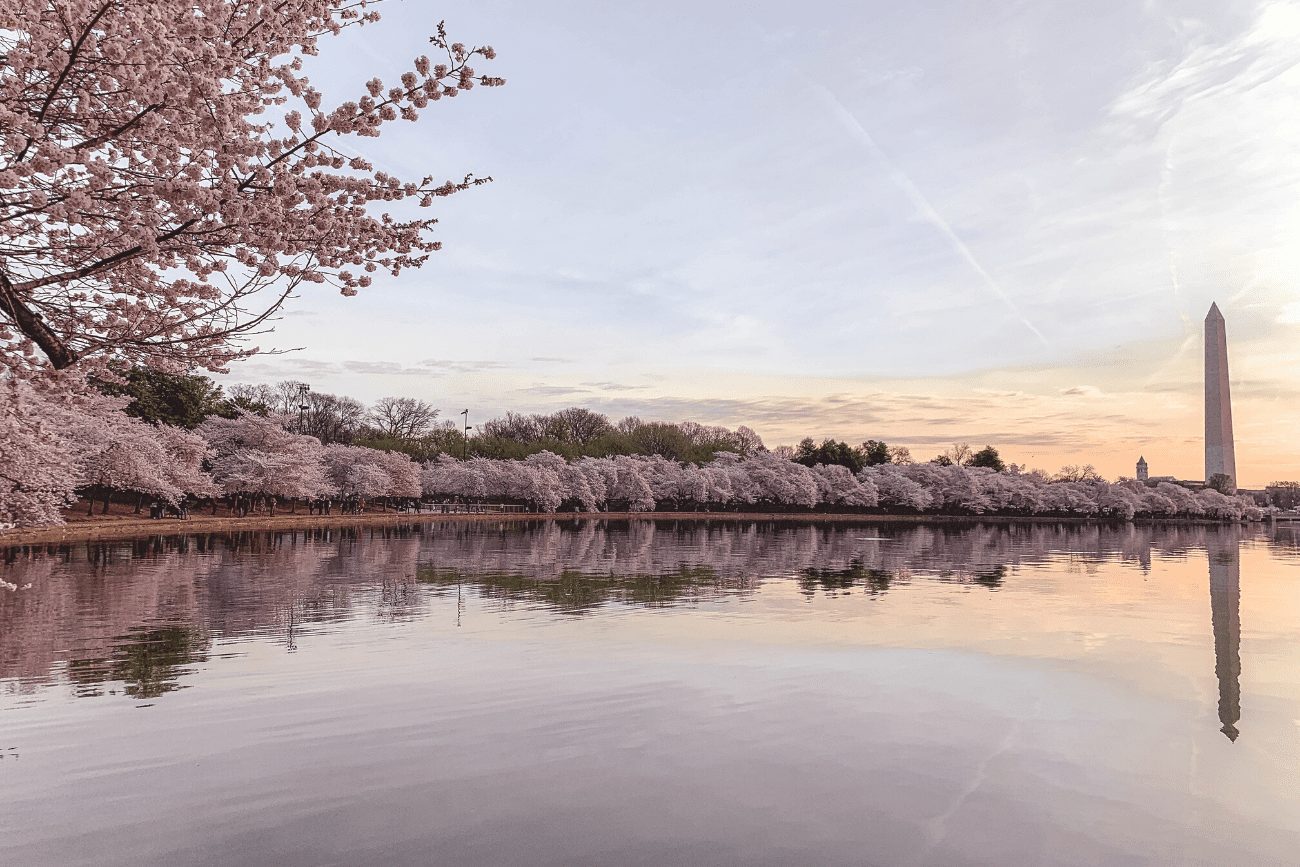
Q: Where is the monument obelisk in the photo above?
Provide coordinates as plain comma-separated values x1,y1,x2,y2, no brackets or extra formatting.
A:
1204,303,1236,487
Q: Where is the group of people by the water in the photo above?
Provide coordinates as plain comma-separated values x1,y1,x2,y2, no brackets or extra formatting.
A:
307,496,367,515
146,500,189,520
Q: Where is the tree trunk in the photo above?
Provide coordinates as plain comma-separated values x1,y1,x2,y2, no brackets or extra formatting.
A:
0,270,78,369
101,488,112,514
134,492,146,514
87,488,96,517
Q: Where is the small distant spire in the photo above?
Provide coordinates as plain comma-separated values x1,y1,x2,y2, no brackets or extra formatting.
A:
1207,302,1224,321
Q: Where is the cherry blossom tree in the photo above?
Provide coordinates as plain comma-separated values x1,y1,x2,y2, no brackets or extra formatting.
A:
0,378,79,526
322,444,419,502
1093,483,1141,520
0,375,216,524
520,452,565,512
375,449,422,499
1154,481,1204,517
811,464,879,508
199,412,330,508
574,457,612,510
607,456,655,511
0,2,503,378
157,426,221,501
422,454,486,501
859,465,932,511
902,464,989,514
71,413,185,513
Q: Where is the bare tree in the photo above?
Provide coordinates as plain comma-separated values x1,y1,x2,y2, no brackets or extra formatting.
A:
370,397,439,440
732,425,765,457
226,383,276,416
1053,464,1103,483
299,392,366,444
481,412,544,442
888,445,913,465
545,407,613,444
271,381,309,416
943,443,974,467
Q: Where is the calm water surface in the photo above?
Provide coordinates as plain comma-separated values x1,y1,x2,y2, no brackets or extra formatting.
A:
2,520,1299,866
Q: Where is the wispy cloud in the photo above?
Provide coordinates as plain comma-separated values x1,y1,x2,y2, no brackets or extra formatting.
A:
516,385,591,397
814,85,1049,346
417,359,509,373
579,381,649,392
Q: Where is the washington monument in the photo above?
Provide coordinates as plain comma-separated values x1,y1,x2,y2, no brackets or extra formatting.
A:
1204,302,1236,487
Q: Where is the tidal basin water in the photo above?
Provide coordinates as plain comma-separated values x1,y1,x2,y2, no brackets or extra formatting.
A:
2,521,1299,866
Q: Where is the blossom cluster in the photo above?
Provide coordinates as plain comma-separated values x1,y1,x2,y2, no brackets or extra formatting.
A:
0,3,501,377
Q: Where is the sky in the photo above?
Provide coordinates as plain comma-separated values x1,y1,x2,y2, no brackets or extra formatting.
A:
220,0,1300,487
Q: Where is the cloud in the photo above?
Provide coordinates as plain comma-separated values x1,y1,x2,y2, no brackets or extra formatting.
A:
579,381,649,391
417,359,510,373
581,395,884,428
516,385,591,397
1108,3,1300,132
279,358,340,376
814,84,1049,346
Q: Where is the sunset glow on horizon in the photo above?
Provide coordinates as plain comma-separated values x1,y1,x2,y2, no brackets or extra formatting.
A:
218,0,1300,486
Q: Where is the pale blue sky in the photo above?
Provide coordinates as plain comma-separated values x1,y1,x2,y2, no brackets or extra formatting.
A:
225,0,1300,483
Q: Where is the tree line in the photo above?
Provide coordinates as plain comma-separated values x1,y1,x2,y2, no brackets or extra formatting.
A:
0,368,1272,530
97,369,1027,473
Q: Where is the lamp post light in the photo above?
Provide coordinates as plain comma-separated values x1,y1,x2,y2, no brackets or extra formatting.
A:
461,409,470,459
296,382,311,434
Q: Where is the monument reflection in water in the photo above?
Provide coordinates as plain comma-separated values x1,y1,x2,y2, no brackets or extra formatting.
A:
2,520,1299,866
1208,535,1242,741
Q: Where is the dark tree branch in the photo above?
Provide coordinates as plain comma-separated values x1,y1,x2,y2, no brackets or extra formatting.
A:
0,267,77,368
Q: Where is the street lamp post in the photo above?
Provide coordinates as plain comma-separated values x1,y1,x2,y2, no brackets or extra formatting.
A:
296,383,311,434
461,409,470,460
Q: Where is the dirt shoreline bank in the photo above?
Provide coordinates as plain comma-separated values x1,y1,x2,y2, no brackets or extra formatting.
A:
0,510,1236,548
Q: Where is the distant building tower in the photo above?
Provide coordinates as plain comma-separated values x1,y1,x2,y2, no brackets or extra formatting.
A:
1136,456,1149,482
1205,303,1237,490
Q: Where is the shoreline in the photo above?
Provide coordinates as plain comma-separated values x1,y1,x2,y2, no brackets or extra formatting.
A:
0,509,1251,548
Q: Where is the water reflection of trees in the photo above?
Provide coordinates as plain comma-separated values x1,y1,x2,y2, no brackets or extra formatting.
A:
66,625,207,699
417,564,747,614
1,526,427,698
0,519,1281,706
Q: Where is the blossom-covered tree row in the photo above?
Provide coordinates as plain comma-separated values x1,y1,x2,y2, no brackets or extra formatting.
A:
0,381,1265,529
0,383,425,527
1,378,219,526
420,451,1264,521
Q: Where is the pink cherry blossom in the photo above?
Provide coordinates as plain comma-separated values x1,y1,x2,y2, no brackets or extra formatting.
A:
0,3,503,379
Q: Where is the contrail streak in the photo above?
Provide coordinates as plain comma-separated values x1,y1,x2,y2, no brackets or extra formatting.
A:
816,86,1048,345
